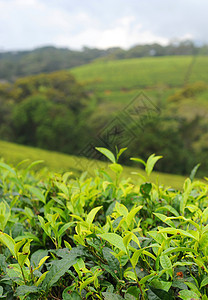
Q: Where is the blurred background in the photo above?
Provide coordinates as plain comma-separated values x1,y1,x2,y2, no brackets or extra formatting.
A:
0,0,208,178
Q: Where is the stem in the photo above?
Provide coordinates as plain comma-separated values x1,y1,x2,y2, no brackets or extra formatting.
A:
127,251,145,300
20,266,27,284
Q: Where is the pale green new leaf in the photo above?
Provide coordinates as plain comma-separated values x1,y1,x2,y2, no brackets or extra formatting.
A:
200,277,208,289
0,232,16,258
95,147,116,163
178,290,200,300
130,157,146,166
146,154,162,176
131,249,143,268
109,163,123,174
86,206,102,225
0,162,16,176
25,185,45,203
126,206,143,227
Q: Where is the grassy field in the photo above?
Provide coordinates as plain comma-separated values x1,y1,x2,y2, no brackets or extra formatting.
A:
0,139,187,189
71,55,208,107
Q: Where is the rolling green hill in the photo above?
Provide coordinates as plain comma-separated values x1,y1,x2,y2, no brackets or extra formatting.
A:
0,140,186,189
70,55,208,177
71,55,208,95
1,55,208,178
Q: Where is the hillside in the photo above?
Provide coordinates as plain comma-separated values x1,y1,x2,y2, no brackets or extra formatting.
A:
0,140,186,189
71,55,208,93
1,55,208,177
70,56,208,176
0,41,207,81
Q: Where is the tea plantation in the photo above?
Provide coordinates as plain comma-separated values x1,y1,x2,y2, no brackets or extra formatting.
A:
0,147,207,299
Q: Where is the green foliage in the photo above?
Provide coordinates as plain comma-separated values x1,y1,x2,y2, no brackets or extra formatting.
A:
0,70,93,155
0,151,208,299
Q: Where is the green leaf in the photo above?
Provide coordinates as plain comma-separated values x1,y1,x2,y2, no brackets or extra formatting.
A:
200,277,208,289
0,162,16,176
14,239,26,257
156,205,179,217
178,290,200,300
131,249,143,268
126,206,143,227
126,286,140,298
42,256,78,289
86,206,102,225
0,232,16,258
62,289,82,300
116,147,127,161
150,279,172,292
158,228,198,240
99,233,126,253
202,207,208,223
80,275,95,291
180,178,192,215
0,286,3,296
130,157,146,167
160,255,172,270
102,247,120,276
185,282,200,295
34,256,49,271
58,222,75,237
15,285,41,297
25,185,45,203
123,232,132,249
35,271,49,286
25,160,44,172
139,272,157,284
146,154,162,176
109,163,123,174
163,247,197,256
95,147,116,163
6,263,24,281
149,286,174,300
190,163,200,182
0,201,11,231
102,292,124,299
154,213,176,228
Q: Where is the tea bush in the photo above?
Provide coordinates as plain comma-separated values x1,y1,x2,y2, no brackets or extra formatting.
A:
0,148,208,300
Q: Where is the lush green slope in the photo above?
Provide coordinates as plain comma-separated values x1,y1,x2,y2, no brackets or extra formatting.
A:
70,56,208,177
71,56,208,112
0,140,186,189
71,56,208,92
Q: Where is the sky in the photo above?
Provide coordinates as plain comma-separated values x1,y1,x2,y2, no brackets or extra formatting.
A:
0,0,207,51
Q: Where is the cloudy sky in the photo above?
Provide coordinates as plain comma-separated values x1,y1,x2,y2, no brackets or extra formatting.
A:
0,0,207,51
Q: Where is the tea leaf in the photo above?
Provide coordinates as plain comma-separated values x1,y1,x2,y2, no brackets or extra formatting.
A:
42,256,78,289
146,154,162,176
95,147,116,163
15,285,41,297
99,233,126,253
178,290,200,300
0,232,16,258
86,206,102,225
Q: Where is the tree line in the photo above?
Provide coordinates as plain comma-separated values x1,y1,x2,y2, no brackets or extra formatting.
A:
1,41,208,81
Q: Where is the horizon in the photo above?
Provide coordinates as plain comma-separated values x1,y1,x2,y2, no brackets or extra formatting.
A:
0,39,206,54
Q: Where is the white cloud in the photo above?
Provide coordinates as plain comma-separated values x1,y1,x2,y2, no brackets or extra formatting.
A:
0,0,207,51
